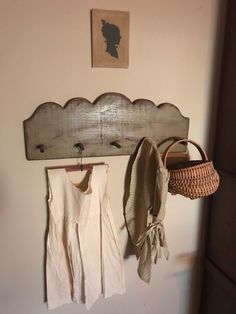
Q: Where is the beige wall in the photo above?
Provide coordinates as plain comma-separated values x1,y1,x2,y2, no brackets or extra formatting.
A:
0,1,223,313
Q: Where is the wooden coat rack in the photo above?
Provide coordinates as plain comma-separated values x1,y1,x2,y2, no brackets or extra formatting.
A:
23,93,189,160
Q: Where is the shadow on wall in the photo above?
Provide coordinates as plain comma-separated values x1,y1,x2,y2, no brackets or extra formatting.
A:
43,170,50,303
188,1,228,314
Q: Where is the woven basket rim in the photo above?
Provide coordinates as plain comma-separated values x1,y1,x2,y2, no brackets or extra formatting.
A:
169,160,214,173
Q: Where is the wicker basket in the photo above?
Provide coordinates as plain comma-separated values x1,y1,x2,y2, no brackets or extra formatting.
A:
162,139,220,199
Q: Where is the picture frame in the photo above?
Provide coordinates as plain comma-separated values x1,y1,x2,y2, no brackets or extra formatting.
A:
91,9,130,68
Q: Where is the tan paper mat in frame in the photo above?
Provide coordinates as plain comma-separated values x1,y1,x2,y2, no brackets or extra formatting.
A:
91,9,129,68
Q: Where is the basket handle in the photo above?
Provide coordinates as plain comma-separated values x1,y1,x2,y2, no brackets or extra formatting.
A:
162,139,208,168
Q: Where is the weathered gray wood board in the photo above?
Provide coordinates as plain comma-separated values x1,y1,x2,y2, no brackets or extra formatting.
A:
23,93,189,160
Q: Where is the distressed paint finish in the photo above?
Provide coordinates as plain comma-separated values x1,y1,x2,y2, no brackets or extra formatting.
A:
23,93,189,160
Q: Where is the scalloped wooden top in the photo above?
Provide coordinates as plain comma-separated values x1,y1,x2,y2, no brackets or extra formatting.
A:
23,93,189,160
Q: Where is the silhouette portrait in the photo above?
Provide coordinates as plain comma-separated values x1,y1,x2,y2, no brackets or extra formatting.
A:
91,9,129,68
101,19,121,59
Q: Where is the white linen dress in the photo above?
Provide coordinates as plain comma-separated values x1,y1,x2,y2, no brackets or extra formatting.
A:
46,164,125,309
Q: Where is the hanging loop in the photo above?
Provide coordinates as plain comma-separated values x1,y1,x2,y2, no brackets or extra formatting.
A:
74,143,85,170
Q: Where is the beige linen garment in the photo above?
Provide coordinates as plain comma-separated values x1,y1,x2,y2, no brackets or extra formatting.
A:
46,164,125,310
124,138,169,283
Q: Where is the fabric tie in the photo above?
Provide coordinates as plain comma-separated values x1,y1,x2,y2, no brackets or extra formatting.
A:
136,220,169,263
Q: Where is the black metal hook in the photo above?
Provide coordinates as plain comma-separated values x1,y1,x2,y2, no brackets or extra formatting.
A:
36,144,46,153
110,141,121,149
74,143,85,152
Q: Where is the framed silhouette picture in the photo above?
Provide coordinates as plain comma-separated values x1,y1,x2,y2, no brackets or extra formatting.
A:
91,9,129,68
